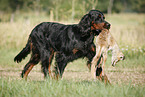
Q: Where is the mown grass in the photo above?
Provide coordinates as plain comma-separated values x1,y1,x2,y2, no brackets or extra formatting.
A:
0,78,144,97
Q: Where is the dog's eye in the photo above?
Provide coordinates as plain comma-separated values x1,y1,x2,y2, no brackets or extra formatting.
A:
97,16,101,19
98,14,101,18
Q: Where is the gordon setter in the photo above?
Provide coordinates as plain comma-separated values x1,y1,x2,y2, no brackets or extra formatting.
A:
14,10,110,79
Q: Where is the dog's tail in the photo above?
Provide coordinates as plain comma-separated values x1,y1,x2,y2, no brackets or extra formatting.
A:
14,38,31,63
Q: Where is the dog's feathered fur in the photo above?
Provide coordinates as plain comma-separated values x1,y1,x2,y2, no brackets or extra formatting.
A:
14,10,110,79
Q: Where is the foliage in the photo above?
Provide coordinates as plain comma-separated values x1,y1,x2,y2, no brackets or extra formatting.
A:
0,0,145,22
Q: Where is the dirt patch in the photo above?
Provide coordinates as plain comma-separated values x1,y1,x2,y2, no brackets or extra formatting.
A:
0,67,144,85
63,68,145,85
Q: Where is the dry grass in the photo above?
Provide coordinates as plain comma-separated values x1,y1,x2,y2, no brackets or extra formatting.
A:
0,65,145,85
106,13,145,47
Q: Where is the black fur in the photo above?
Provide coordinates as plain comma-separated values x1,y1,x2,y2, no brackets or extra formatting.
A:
14,10,110,78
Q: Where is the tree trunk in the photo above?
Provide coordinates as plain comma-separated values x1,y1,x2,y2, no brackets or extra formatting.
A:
10,13,15,23
72,0,75,22
50,10,54,21
108,0,114,14
89,0,98,10
55,6,58,21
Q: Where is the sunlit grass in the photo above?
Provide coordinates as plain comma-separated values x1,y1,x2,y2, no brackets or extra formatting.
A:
0,78,144,97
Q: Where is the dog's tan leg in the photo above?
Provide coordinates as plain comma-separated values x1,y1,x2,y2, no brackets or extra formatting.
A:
23,64,35,80
48,50,54,77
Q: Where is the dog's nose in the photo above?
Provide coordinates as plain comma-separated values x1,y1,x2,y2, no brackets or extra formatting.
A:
106,23,110,28
104,22,111,29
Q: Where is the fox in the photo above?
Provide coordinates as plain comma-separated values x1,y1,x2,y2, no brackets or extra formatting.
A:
91,29,125,82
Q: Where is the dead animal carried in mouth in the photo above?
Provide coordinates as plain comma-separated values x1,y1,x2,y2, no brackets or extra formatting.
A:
91,29,125,83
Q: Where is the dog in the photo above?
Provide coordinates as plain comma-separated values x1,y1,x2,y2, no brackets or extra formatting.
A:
14,10,110,79
91,29,125,83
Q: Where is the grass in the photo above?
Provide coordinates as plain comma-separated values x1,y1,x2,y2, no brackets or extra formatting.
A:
0,78,144,97
0,12,145,97
0,46,144,97
0,48,144,70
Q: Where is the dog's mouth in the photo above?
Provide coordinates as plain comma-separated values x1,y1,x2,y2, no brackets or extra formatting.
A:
91,21,110,36
92,29,101,36
96,29,102,33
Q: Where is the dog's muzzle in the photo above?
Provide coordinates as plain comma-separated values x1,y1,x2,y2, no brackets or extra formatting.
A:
103,21,111,30
92,29,101,36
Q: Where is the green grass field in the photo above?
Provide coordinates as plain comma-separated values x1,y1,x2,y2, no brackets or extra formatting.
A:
0,78,144,97
0,13,145,97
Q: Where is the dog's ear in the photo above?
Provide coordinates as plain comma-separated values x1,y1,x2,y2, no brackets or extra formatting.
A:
83,13,98,24
79,14,92,37
79,14,91,27
91,14,101,24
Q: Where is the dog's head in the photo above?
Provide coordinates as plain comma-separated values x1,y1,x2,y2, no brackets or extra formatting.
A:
79,10,110,36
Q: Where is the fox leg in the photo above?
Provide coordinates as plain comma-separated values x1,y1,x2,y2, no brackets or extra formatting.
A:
91,46,102,79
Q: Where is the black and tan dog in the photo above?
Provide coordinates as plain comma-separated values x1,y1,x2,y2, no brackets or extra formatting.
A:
14,10,110,79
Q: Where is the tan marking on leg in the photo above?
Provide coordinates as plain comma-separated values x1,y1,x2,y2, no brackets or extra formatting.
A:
91,46,95,52
87,63,91,71
48,50,54,77
72,49,78,54
23,64,34,79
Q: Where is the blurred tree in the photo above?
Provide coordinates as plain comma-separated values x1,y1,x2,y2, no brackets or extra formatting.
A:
112,0,145,13
0,0,145,22
40,0,52,12
108,0,114,14
112,0,124,13
33,0,41,15
88,0,98,10
71,0,75,22
0,0,24,22
129,0,145,13
96,0,109,13
9,0,24,22
0,0,10,12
